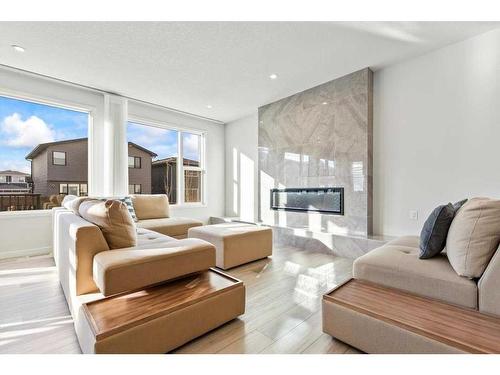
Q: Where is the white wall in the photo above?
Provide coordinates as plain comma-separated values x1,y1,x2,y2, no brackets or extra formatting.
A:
373,28,500,236
224,112,259,222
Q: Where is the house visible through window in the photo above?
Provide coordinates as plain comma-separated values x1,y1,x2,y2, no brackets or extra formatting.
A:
52,151,67,166
0,95,89,212
127,121,205,205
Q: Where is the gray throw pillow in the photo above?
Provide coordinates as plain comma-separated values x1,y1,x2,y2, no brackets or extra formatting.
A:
453,198,468,212
419,203,455,259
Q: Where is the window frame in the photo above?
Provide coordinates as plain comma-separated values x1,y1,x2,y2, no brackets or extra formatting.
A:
52,151,67,166
128,156,141,169
127,116,207,207
59,183,88,197
181,132,205,205
128,184,142,194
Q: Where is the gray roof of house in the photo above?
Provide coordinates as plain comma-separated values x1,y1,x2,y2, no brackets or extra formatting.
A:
26,138,157,159
0,170,30,176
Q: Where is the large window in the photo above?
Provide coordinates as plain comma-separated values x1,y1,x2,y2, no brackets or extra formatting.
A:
0,95,89,211
127,121,205,205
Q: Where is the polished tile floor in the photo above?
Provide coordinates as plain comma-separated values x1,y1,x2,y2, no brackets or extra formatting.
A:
0,245,360,354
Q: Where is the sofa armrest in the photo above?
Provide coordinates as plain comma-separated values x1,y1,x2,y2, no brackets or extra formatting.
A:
92,239,216,296
53,208,109,299
478,245,500,317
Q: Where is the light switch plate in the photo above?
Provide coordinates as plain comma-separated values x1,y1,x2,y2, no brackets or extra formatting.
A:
409,210,419,220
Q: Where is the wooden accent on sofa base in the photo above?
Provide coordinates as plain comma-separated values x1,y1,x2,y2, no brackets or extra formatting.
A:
323,279,500,354
82,268,245,352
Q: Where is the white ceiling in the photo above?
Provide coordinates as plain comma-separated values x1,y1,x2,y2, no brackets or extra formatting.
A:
0,22,499,123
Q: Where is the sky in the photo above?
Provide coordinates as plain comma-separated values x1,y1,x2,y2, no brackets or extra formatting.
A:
127,122,200,162
0,95,88,173
0,95,200,175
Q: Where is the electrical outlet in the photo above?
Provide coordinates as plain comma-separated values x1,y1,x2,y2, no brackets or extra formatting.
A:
409,210,419,220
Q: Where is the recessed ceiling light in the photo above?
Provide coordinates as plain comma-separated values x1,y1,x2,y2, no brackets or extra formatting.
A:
11,45,25,53
206,104,213,109
269,73,278,80
322,102,328,105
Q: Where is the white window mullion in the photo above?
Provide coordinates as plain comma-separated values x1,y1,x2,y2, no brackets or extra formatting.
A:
177,131,184,205
201,132,206,205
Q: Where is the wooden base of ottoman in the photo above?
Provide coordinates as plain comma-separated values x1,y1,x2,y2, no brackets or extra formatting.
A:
81,269,245,353
322,279,500,353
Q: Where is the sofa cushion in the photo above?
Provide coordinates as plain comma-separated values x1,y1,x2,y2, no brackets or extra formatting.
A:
353,244,478,309
136,217,203,238
386,235,420,248
79,199,137,249
447,197,500,278
478,245,500,318
131,194,170,220
419,203,455,259
93,238,216,296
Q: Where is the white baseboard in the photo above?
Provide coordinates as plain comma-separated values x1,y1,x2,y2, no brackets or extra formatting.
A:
0,246,52,260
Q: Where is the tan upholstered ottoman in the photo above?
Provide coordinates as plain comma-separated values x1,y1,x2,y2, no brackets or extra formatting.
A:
188,223,273,269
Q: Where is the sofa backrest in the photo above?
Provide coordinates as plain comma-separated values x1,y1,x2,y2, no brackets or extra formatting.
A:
478,245,500,318
53,208,109,300
131,194,170,220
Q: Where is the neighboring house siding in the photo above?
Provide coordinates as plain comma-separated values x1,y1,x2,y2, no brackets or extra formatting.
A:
128,145,152,194
31,152,49,197
152,161,177,203
46,141,88,182
30,139,154,198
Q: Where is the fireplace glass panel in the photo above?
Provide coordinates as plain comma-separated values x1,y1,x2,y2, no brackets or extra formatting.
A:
270,187,343,215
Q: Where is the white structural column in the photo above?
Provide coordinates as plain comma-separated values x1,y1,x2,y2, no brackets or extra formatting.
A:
88,102,105,197
103,94,129,196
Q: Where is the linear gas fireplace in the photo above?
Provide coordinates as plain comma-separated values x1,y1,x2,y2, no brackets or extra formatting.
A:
270,187,344,215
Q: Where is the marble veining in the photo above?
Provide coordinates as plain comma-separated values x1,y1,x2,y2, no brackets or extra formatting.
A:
258,68,373,237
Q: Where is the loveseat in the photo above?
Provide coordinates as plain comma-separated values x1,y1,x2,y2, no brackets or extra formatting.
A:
323,197,500,353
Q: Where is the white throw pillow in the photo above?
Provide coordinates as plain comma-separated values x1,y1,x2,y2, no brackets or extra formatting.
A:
61,195,78,210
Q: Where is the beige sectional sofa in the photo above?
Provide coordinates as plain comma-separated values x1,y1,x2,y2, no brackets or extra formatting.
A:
53,195,243,353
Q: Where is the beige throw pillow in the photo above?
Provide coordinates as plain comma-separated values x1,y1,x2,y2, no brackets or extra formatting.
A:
131,194,170,220
63,196,90,216
79,199,137,249
446,197,500,278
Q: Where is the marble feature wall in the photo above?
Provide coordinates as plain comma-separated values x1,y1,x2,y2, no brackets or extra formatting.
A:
259,68,373,236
